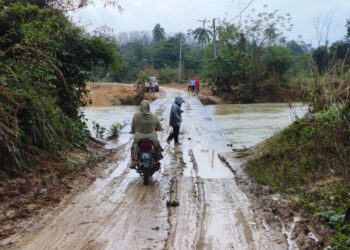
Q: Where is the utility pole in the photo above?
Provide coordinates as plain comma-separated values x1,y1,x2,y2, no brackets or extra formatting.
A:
198,18,208,29
212,18,217,59
151,54,154,76
212,18,218,84
178,38,182,84
197,19,208,48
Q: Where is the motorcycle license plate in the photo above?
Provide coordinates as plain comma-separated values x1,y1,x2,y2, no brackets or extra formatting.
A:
141,153,151,160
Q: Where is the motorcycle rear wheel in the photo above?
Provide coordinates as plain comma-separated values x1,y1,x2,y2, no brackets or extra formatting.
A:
143,173,150,185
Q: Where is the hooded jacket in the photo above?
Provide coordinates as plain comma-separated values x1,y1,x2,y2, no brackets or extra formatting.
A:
132,100,162,143
169,96,185,127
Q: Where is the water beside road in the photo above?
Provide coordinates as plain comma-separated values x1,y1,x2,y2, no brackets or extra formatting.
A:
206,103,308,149
82,106,138,148
82,103,308,150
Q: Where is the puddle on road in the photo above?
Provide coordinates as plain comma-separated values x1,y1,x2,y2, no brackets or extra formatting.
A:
206,103,308,149
189,148,233,179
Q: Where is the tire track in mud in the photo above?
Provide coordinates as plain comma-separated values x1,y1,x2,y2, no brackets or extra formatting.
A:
165,94,292,250
2,88,294,250
165,148,208,250
189,149,207,250
1,90,181,250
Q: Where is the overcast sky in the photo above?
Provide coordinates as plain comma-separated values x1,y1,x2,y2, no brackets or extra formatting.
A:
71,0,350,46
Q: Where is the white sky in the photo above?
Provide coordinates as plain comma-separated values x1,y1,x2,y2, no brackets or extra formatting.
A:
70,0,350,46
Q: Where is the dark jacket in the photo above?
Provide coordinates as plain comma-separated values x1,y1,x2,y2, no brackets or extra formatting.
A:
169,96,185,127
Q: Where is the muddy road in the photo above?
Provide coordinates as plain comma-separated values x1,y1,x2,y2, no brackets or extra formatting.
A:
2,88,296,250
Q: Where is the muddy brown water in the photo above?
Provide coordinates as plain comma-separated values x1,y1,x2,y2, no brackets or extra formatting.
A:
206,103,308,149
1,88,308,250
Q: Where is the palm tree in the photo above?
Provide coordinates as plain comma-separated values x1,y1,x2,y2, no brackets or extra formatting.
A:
191,27,213,47
152,23,165,43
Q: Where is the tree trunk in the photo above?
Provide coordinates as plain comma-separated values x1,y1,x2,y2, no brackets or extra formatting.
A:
344,207,350,225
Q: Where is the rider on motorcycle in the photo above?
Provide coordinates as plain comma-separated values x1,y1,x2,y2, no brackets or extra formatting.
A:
131,100,162,168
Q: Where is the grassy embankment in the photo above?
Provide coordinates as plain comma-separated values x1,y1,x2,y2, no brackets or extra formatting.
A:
244,69,350,248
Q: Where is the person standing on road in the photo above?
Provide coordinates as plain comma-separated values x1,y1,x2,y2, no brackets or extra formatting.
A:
194,78,200,94
150,81,156,94
148,81,154,94
187,80,192,92
166,96,185,145
191,79,195,93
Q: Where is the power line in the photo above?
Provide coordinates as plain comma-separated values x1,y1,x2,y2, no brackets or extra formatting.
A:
197,19,208,29
178,38,182,84
229,0,255,23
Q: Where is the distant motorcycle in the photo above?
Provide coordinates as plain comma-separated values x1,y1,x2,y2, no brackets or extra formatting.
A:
135,139,161,185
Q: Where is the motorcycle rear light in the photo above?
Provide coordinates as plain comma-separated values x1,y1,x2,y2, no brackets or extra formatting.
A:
138,140,153,148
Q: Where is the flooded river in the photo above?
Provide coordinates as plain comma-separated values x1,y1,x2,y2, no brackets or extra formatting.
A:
207,103,308,149
82,106,138,148
83,102,308,149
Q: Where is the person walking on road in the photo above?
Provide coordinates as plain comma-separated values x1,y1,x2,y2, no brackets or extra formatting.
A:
166,96,185,145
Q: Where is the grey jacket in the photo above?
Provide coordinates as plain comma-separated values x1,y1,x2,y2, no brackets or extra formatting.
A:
169,96,185,127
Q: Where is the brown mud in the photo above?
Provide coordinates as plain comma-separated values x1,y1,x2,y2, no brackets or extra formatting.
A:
0,87,326,250
220,152,331,250
165,82,299,106
0,143,116,244
86,82,157,106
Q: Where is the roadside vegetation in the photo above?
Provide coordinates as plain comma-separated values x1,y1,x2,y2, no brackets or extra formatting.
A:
110,6,348,106
0,0,120,179
244,31,350,249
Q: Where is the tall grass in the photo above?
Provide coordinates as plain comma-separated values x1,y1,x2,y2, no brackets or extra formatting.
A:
306,54,350,113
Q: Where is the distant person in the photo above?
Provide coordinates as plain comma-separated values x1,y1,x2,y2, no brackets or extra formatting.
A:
166,96,185,146
143,80,148,92
150,81,157,94
191,79,195,92
187,80,192,92
195,79,200,94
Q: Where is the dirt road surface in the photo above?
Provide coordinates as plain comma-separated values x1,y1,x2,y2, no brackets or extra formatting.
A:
2,88,294,250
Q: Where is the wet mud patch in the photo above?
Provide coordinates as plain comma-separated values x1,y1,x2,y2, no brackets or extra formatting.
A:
0,144,123,246
197,95,220,105
219,152,331,250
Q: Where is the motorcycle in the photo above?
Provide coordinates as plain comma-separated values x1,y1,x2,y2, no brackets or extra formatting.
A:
135,139,161,185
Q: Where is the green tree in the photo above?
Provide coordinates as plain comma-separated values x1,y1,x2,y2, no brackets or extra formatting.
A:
203,23,251,90
153,36,181,68
312,46,330,73
346,19,350,40
286,40,305,55
191,27,213,47
263,46,294,80
159,66,177,83
0,0,120,171
152,23,165,42
112,32,152,81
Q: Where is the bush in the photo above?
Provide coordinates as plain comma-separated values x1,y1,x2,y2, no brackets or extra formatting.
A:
106,123,125,140
159,66,177,83
0,0,120,174
262,46,294,80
